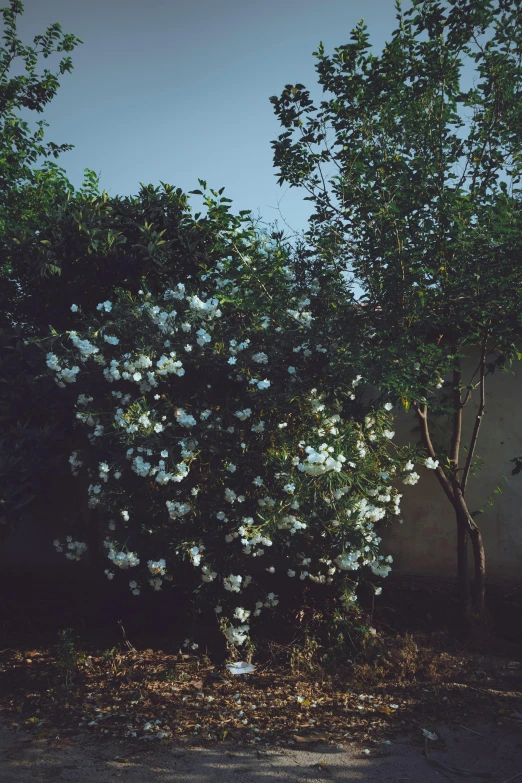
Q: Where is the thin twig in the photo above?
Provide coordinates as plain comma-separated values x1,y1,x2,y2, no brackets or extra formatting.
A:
458,725,483,737
501,774,522,783
118,620,137,652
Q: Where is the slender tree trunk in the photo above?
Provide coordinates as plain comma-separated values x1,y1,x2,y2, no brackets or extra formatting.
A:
414,389,486,628
453,486,486,625
456,513,471,615
454,505,486,626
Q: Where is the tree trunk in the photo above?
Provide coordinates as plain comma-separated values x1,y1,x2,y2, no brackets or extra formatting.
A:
468,517,486,624
453,486,486,628
414,399,487,629
456,513,471,617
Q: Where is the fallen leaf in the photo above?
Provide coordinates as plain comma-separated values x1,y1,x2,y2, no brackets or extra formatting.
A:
293,733,329,743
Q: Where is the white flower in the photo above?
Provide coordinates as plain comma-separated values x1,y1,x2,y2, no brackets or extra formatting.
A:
97,300,112,312
424,457,439,470
103,334,119,345
70,304,78,312
283,483,295,494
223,574,243,593
287,569,296,577
224,488,237,504
257,379,270,390
383,429,395,439
403,471,420,486
224,625,249,646
288,366,296,374
383,402,393,411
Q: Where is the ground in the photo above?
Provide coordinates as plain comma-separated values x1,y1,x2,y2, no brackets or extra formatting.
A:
1,570,521,780
1,720,522,781
1,642,522,781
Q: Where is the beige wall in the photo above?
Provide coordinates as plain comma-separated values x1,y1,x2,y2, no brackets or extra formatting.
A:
380,349,522,581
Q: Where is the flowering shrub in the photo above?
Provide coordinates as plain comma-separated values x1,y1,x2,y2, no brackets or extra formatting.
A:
44,226,422,647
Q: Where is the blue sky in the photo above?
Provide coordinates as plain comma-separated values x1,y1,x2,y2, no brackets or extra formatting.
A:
12,0,409,241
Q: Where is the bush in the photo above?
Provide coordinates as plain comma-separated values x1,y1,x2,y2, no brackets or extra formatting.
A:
41,205,418,649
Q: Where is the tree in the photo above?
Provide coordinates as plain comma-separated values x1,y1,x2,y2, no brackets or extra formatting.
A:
0,0,84,535
269,0,522,624
0,0,83,319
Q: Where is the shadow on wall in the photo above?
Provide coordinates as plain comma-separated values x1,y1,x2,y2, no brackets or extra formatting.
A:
369,348,522,582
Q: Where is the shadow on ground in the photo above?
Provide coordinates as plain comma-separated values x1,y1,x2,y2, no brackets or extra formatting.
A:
1,722,522,783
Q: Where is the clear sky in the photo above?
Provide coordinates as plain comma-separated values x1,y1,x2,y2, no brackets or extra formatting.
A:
12,0,410,242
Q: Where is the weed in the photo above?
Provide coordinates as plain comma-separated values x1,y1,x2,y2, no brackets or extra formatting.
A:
55,628,86,687
289,635,322,675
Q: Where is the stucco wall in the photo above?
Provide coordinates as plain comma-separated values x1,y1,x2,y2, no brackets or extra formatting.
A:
379,349,522,581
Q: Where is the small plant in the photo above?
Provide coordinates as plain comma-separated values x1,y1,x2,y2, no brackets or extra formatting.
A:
55,628,86,686
289,635,322,675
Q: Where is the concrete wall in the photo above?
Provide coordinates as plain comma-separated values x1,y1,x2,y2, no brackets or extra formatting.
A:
380,348,522,581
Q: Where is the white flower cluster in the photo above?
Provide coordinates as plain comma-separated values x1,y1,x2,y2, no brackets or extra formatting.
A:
69,451,83,476
46,353,80,386
223,574,243,593
175,408,197,427
166,500,191,519
147,558,166,576
53,537,87,561
104,540,140,570
225,624,250,646
296,444,347,476
69,331,99,358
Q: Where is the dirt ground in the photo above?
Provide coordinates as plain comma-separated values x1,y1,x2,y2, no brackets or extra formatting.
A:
1,720,522,782
1,570,522,781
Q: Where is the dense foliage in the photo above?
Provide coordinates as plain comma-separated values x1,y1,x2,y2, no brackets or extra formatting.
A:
42,202,428,646
269,0,522,621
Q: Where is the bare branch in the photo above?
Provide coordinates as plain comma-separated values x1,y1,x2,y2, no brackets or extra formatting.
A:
449,358,463,470
413,401,455,504
461,340,487,495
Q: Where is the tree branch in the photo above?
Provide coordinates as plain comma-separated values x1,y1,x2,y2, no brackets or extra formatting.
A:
461,340,487,496
449,356,463,472
413,401,455,504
